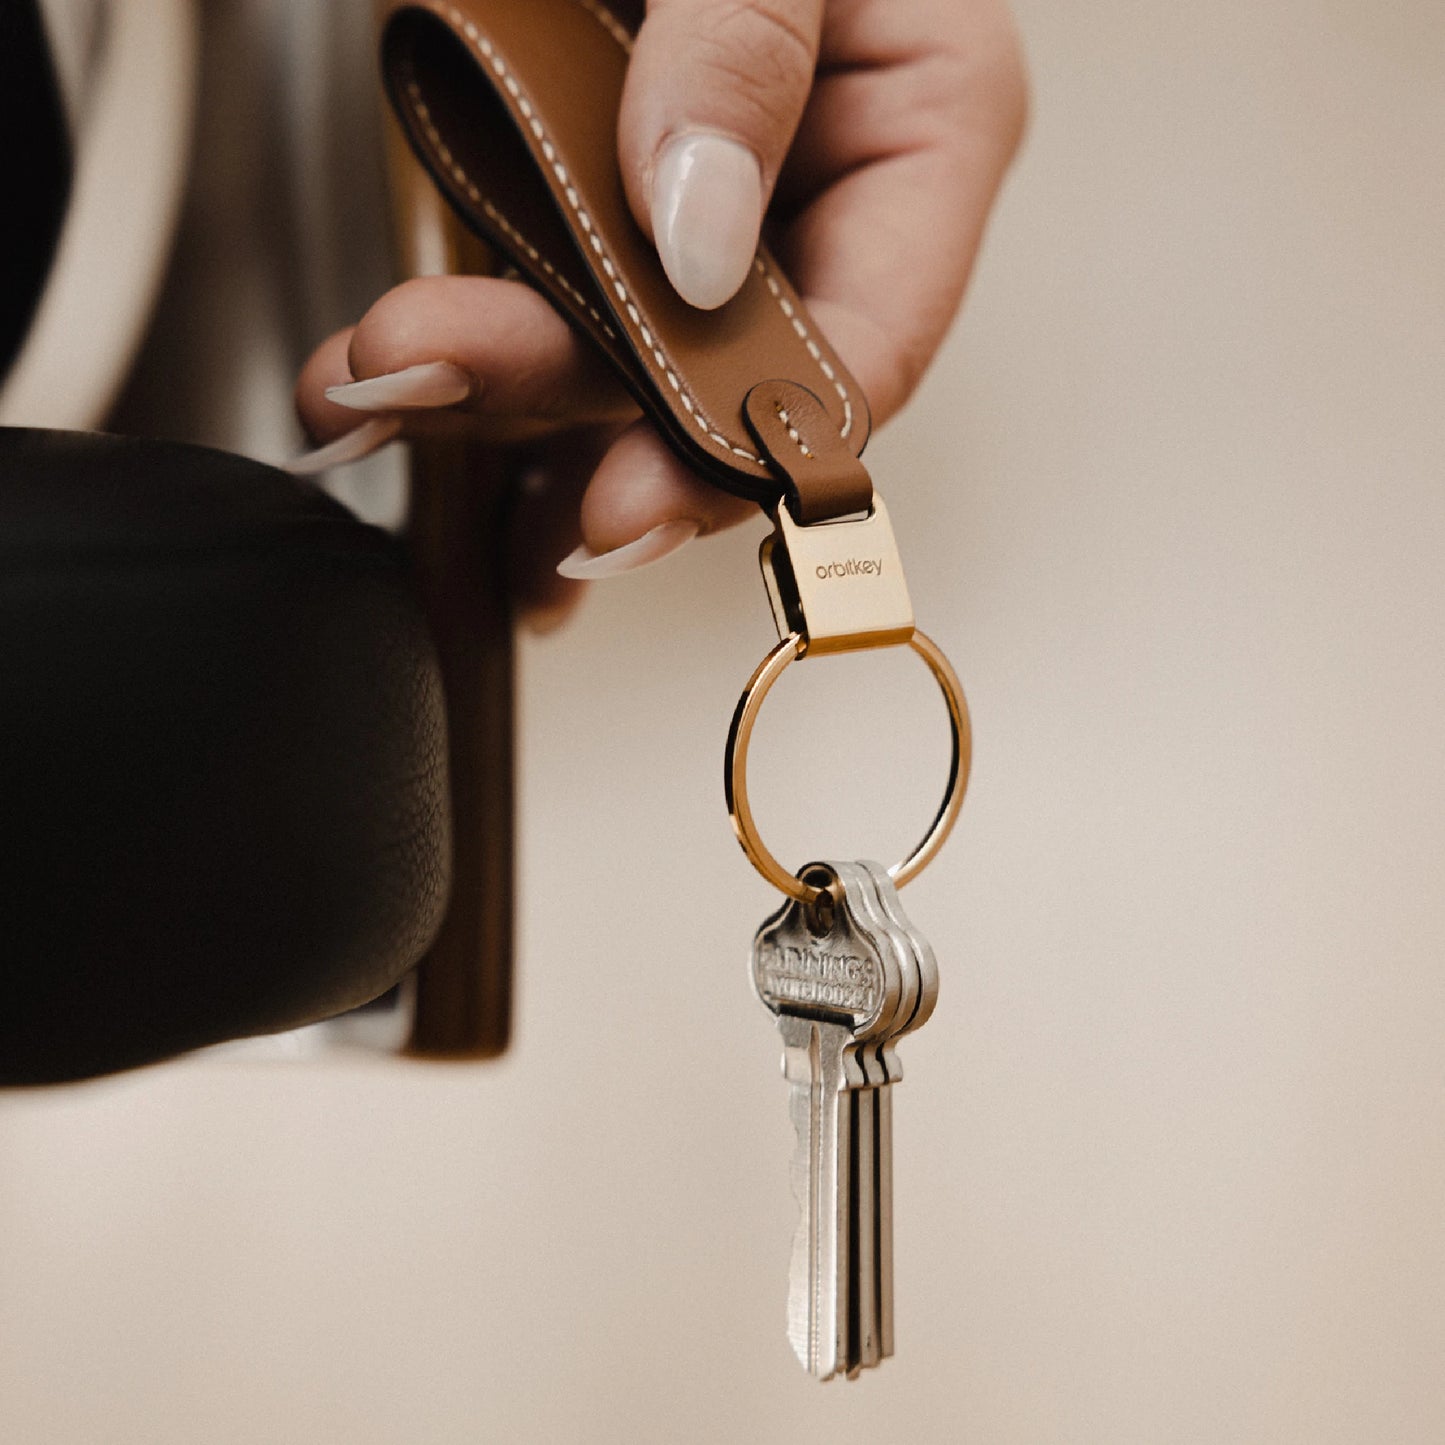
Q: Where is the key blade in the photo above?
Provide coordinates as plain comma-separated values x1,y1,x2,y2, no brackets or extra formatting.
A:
856,860,940,1361
834,861,922,1371
852,1064,880,1371
779,1013,849,1380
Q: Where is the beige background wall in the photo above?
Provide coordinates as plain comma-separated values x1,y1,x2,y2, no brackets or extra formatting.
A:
3,1,1444,1440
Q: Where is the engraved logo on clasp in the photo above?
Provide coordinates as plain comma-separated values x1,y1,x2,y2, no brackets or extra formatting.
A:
814,557,884,580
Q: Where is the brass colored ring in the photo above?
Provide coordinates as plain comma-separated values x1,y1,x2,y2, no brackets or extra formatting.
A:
724,631,972,904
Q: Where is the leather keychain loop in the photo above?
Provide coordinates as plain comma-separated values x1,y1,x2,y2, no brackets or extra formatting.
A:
382,0,971,904
379,0,873,521
742,380,874,525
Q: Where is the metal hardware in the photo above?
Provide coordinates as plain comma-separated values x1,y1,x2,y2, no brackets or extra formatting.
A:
724,630,972,904
750,859,939,1378
760,495,915,656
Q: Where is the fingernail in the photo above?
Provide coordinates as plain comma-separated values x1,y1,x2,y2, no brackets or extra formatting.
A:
325,360,474,411
556,520,699,580
650,132,762,310
287,418,402,476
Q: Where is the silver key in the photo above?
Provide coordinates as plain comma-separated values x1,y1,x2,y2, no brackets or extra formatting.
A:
753,864,902,1380
855,860,939,1361
832,862,921,1374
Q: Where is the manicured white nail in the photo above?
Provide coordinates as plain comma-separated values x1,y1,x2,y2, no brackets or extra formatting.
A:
556,520,699,580
287,418,402,476
325,360,474,411
650,132,762,310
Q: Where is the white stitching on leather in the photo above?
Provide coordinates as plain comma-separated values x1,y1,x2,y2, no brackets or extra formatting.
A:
755,259,854,440
570,0,858,443
564,0,857,442
430,2,762,464
406,84,616,339
776,406,814,460
574,0,634,53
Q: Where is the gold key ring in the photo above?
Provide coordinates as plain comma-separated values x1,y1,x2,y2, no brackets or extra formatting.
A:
724,630,972,904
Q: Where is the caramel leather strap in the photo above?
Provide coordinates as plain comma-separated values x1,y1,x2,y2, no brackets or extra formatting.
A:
380,0,873,522
743,380,873,523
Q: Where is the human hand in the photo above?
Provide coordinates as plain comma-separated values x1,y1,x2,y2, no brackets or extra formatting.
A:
294,0,1027,628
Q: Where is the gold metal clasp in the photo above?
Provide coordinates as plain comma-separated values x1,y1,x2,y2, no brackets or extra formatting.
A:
759,493,915,656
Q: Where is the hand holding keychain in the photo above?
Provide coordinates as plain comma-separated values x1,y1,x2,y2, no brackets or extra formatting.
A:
727,379,972,1381
292,0,1027,632
306,0,1013,1380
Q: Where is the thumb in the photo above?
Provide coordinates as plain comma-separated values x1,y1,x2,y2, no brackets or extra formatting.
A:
618,0,823,310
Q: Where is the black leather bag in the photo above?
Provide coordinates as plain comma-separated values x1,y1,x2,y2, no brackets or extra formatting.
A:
0,428,451,1085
